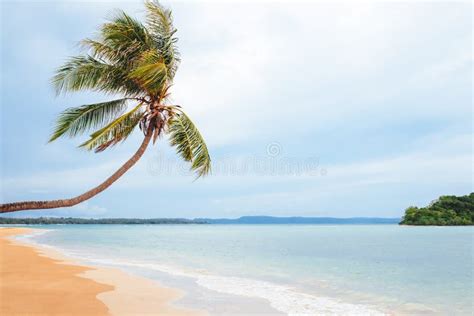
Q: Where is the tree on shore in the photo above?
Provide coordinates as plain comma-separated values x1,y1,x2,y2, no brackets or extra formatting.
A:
399,193,473,225
1,1,210,213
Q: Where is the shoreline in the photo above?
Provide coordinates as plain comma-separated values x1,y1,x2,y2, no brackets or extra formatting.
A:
0,227,206,316
3,225,455,315
1,226,390,315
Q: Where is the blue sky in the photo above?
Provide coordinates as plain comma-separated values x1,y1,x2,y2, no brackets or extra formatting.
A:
1,0,472,218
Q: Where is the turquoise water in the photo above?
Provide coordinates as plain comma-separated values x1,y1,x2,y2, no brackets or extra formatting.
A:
16,225,473,315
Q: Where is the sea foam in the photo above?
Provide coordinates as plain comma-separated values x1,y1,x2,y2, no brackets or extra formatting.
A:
86,258,385,316
20,230,385,315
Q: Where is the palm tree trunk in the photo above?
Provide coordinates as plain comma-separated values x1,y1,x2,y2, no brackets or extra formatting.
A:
0,128,153,214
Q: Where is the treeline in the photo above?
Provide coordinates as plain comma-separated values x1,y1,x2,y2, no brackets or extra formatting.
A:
0,217,208,225
400,193,473,226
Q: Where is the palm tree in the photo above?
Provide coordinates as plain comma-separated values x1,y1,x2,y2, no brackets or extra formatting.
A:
0,1,210,213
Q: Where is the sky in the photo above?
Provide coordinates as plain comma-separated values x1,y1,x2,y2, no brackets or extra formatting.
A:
0,0,472,218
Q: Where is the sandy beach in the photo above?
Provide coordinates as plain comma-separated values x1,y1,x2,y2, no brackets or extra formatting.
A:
0,228,205,316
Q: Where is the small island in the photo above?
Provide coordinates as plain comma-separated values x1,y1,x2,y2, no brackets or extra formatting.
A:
400,193,473,226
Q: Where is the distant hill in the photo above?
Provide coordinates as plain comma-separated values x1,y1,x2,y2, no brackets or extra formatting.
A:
197,216,400,224
0,216,400,225
400,193,473,226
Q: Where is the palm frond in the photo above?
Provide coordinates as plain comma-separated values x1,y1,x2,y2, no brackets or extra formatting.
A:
49,98,129,142
168,111,211,177
81,39,127,65
100,11,152,67
145,1,180,80
52,55,143,96
52,56,107,94
80,103,144,152
129,50,168,94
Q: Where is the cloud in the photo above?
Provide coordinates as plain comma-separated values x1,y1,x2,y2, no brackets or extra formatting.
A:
3,132,470,199
71,201,107,216
1,1,471,217
168,1,472,145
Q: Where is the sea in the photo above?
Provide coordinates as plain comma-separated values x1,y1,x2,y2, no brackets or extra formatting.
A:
12,224,473,315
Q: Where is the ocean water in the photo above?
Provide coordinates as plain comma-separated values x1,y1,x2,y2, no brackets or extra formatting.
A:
14,224,473,315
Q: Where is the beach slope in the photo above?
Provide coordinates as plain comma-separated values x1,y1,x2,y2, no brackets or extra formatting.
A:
0,228,204,316
0,228,111,315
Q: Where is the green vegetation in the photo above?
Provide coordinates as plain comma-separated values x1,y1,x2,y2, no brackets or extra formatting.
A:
400,193,473,226
0,217,207,225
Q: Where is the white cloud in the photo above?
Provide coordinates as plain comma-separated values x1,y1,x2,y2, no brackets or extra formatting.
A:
71,201,107,216
1,161,121,197
167,1,472,145
8,1,470,146
3,132,470,195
